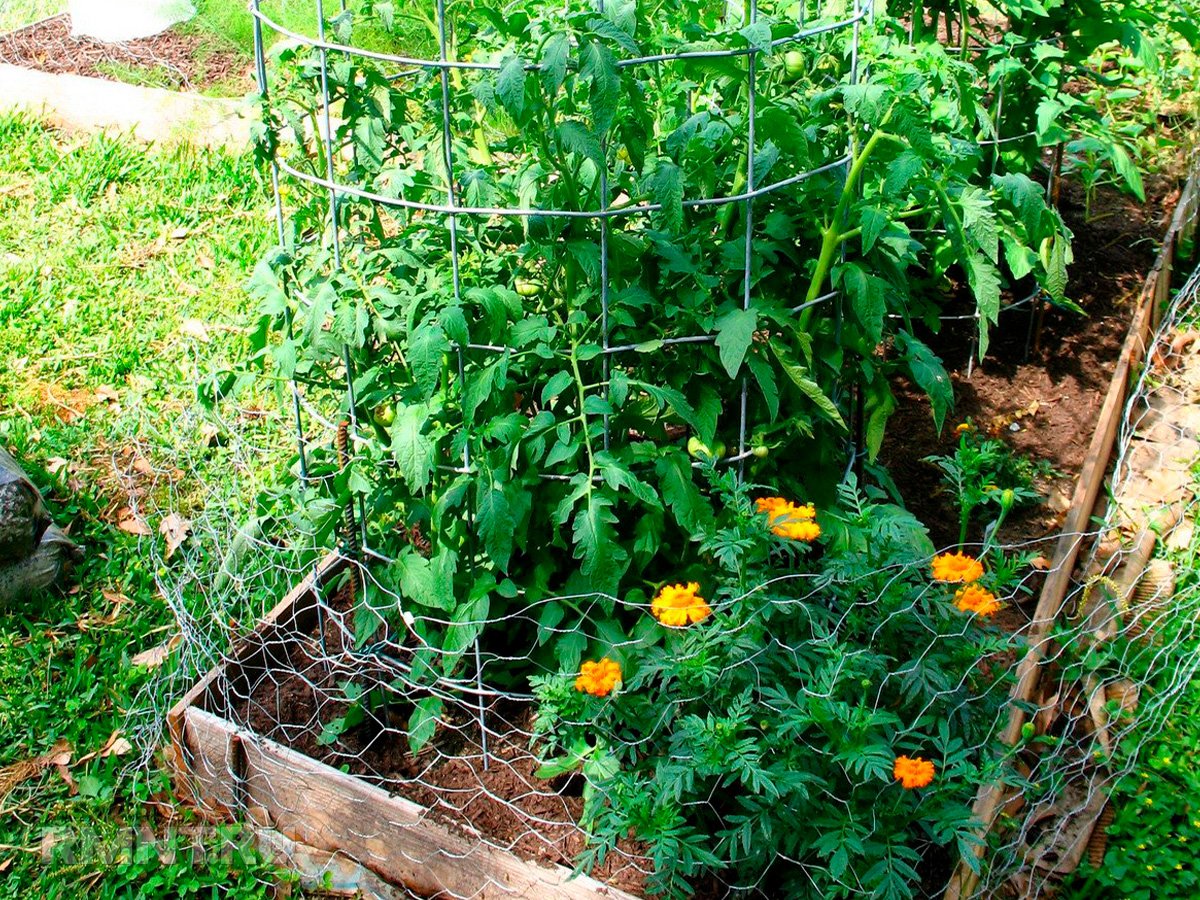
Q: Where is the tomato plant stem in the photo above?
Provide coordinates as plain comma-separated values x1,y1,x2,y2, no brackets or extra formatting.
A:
799,128,898,331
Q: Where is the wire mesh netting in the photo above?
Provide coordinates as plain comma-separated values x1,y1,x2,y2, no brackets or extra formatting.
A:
140,257,1200,899
119,2,1200,898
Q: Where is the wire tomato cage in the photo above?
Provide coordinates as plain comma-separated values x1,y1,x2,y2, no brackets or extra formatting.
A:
133,3,1200,898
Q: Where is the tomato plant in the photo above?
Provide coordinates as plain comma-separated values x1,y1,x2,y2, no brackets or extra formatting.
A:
250,0,1071,682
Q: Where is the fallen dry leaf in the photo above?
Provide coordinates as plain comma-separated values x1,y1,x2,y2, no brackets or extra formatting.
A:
130,634,181,669
199,422,221,447
95,385,119,404
132,455,154,476
159,513,192,560
78,731,134,766
116,508,152,537
179,318,211,342
45,456,69,475
75,589,130,631
170,227,190,240
1030,556,1052,571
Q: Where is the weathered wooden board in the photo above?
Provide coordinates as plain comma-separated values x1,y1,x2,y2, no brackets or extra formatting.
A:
178,706,639,900
170,552,639,899
945,169,1200,899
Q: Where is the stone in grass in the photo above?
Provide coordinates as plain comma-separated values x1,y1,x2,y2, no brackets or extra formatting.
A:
0,525,83,607
0,447,82,607
0,446,50,562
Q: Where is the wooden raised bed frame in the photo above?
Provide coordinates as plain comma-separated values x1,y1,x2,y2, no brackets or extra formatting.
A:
167,554,638,900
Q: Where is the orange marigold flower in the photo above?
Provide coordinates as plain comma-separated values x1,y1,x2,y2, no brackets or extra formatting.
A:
651,582,711,627
575,658,621,697
931,551,984,584
893,755,936,789
955,584,1002,617
955,422,973,435
755,496,820,542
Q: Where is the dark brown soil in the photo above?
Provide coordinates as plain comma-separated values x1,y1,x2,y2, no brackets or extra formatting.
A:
878,172,1181,551
0,14,251,94
233,579,653,897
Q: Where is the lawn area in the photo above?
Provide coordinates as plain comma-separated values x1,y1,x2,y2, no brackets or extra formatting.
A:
0,115,298,896
0,0,62,33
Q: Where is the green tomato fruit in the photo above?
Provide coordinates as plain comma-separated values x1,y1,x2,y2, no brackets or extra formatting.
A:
713,441,727,459
751,445,770,459
687,436,712,459
783,50,805,79
372,404,395,428
514,277,543,298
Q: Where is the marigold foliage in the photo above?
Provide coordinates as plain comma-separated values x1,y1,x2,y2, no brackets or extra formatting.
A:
931,551,984,583
955,584,1001,617
893,755,936,789
575,658,621,697
651,582,712,627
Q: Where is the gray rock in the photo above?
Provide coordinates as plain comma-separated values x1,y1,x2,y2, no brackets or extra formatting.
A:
0,525,83,607
0,446,51,563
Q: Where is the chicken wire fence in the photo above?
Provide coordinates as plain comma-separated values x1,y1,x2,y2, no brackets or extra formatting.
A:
127,261,1200,899
113,1,1200,897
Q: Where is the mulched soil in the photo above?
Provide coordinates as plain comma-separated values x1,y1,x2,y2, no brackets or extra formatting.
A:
0,14,250,93
878,171,1181,551
234,580,653,898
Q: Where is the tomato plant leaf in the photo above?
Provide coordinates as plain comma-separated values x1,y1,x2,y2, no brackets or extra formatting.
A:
859,206,890,254
409,317,449,400
390,403,436,493
589,16,640,54
771,342,846,430
408,696,443,753
715,308,758,379
863,374,897,462
497,55,527,121
580,42,619,135
572,492,629,593
656,454,713,534
558,120,605,171
540,34,570,97
896,331,952,432
745,350,780,421
478,483,515,572
393,546,456,612
651,159,684,232
965,252,1001,356
836,262,886,345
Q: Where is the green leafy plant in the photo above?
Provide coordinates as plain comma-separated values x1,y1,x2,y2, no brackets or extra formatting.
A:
925,422,1049,546
530,470,1019,897
249,1,1072,709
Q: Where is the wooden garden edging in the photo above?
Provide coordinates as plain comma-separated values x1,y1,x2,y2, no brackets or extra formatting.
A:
945,168,1200,899
167,554,640,900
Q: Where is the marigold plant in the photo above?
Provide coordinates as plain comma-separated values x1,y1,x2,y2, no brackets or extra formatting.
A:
955,584,1002,617
575,658,621,698
533,475,1017,899
650,582,711,628
893,755,936,789
756,496,821,543
931,551,985,584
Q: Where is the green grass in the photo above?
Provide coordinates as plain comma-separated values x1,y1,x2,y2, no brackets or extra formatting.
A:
184,0,437,61
0,0,64,33
0,114,299,896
